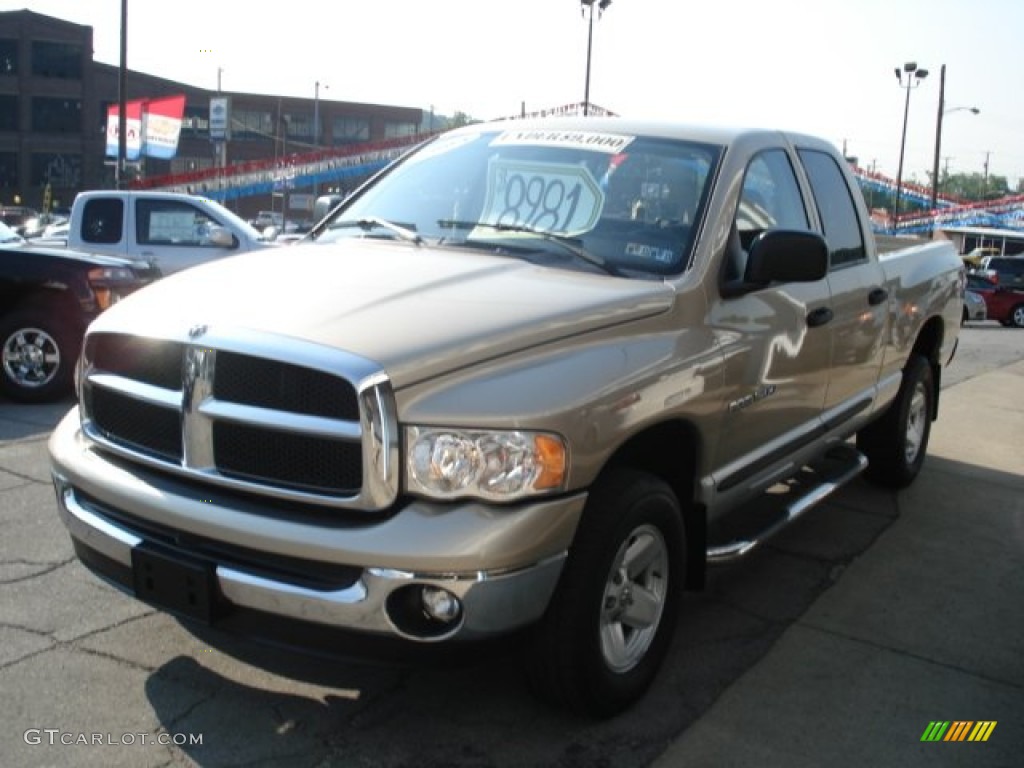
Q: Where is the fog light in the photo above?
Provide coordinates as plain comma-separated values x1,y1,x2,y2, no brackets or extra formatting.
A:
421,586,461,623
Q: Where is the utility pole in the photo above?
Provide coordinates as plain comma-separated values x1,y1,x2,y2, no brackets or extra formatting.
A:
117,0,128,189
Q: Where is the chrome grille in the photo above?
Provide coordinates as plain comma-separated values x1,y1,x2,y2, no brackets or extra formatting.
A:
213,351,359,419
86,385,182,461
85,334,184,389
79,330,398,510
212,421,362,494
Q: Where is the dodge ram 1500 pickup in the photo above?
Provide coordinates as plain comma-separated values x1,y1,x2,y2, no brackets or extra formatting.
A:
49,118,964,716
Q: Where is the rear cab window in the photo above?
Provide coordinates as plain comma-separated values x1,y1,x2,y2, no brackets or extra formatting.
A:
797,149,867,269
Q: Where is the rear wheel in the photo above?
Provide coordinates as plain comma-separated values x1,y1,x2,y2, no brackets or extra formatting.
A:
526,468,685,717
857,354,934,488
1010,304,1024,328
0,308,79,403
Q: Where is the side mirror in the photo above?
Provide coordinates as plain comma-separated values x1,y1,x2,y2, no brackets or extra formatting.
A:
744,230,829,284
261,225,279,241
208,225,237,248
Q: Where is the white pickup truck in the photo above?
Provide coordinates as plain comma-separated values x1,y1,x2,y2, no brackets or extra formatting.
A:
42,190,277,275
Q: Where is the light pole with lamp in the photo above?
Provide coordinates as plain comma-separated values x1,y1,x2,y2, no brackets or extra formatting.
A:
581,0,611,116
930,64,979,211
313,81,329,199
892,61,928,230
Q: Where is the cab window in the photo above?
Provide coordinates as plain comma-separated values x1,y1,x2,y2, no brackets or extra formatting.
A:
798,149,866,268
136,200,227,247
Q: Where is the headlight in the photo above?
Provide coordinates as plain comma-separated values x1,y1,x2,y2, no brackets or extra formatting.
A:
406,427,567,501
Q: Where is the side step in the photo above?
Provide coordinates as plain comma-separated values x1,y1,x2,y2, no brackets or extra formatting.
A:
706,443,868,565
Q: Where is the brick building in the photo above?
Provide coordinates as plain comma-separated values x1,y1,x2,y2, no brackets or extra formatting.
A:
0,10,422,215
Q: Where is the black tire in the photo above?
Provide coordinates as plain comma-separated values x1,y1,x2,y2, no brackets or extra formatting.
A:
1010,304,1024,328
857,354,934,489
961,306,968,326
0,308,80,403
526,468,685,718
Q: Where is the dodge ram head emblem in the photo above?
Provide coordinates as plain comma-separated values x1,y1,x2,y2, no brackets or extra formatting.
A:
188,324,209,339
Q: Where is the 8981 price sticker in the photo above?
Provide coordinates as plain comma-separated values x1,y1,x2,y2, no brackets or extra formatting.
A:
478,159,604,236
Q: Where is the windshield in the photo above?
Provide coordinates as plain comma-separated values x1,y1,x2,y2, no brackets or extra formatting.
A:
314,127,721,277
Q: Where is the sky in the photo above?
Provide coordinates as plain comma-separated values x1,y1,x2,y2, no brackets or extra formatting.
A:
7,0,1024,187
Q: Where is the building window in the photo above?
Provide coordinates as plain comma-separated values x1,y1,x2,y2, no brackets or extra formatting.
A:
31,153,82,188
32,97,81,133
285,113,313,142
171,156,214,175
31,40,83,79
232,109,273,140
384,121,417,139
0,39,16,75
0,152,17,189
181,107,209,137
0,94,17,131
332,117,369,144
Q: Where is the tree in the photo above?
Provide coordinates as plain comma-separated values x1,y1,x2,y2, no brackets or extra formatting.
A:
445,111,478,129
927,171,1010,202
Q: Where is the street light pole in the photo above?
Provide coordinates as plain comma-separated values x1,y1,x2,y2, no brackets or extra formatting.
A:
117,0,128,189
930,65,980,212
581,0,611,117
893,61,928,231
313,80,328,198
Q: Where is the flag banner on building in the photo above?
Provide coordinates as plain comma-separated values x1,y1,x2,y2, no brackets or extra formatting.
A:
106,95,186,160
142,95,186,159
105,100,144,160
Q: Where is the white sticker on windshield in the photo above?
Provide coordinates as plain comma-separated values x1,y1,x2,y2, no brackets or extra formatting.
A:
491,130,635,155
477,159,604,236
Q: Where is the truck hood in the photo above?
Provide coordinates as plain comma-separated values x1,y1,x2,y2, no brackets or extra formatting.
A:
90,239,675,387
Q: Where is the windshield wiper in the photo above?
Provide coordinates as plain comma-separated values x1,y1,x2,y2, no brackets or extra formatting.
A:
437,219,623,277
330,217,423,246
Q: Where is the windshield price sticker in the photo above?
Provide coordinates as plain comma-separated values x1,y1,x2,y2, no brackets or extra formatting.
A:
478,159,604,236
491,130,635,155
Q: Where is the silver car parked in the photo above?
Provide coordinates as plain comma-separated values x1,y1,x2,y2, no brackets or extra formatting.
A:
963,289,988,324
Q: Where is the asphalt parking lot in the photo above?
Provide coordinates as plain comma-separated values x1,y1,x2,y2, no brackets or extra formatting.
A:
1,325,1022,768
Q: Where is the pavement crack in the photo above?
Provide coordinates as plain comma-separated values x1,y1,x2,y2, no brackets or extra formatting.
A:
797,621,1024,692
0,556,76,584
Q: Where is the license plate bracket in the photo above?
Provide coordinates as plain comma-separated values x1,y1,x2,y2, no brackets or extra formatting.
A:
131,545,217,623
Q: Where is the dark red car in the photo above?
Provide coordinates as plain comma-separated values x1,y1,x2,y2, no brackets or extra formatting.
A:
966,275,1024,328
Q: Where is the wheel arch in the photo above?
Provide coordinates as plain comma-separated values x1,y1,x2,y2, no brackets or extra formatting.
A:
910,315,944,420
596,419,707,589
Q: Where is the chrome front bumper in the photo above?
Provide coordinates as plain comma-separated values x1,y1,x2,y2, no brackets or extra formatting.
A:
50,409,584,643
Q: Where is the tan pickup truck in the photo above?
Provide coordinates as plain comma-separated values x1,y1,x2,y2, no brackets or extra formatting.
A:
49,118,964,716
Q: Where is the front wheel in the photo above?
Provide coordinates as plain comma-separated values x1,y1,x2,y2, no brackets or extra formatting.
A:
526,468,685,717
0,308,80,403
857,354,935,488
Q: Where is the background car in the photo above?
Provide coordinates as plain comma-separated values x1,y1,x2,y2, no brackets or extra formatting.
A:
977,255,1024,289
1,223,160,402
963,289,987,324
966,274,1024,328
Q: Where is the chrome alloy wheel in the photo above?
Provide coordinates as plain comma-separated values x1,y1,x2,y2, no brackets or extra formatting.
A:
2,327,61,389
904,380,929,465
600,523,669,673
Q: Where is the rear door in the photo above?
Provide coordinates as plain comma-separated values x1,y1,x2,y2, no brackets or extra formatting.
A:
797,148,887,422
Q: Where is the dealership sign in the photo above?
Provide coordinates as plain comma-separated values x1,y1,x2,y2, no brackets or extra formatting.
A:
209,97,230,141
106,95,186,160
